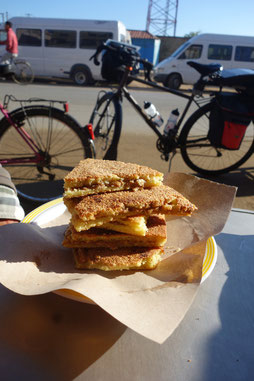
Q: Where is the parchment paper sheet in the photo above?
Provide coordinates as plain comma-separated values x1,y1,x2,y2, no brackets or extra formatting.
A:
0,173,236,343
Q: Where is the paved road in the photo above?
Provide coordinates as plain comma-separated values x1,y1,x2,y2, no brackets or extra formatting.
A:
1,80,253,212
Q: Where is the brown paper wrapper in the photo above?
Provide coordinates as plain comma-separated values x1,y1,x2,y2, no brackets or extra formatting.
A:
0,173,236,343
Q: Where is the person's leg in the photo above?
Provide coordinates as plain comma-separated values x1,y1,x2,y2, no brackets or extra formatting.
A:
10,53,18,64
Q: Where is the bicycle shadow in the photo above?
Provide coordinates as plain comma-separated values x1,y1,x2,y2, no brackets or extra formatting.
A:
196,166,254,198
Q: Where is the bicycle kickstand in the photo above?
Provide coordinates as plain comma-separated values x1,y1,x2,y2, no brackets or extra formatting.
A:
168,150,176,172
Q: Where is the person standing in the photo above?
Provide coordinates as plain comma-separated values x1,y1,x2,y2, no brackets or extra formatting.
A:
0,21,18,64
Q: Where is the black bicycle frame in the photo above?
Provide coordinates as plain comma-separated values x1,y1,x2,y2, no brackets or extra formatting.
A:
122,84,196,140
113,70,200,142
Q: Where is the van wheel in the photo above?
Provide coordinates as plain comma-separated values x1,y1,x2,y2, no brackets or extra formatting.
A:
71,66,92,86
164,74,182,89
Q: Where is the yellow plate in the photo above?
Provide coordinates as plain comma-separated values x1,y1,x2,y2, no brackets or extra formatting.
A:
22,198,217,303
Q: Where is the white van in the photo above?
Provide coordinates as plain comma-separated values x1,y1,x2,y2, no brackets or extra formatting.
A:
154,33,254,89
0,16,130,85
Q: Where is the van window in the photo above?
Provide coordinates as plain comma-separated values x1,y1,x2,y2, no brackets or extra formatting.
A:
16,28,42,46
208,44,232,60
79,31,113,49
235,46,254,62
178,44,202,59
45,29,76,48
172,42,190,57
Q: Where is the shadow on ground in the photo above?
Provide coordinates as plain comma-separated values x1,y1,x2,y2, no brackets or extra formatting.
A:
197,166,254,198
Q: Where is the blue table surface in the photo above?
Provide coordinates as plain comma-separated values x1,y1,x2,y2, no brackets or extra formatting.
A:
0,208,253,381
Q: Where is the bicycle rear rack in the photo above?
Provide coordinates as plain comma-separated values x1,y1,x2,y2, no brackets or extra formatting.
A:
3,94,69,112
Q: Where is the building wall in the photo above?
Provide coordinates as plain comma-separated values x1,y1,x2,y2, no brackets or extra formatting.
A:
158,36,189,62
131,38,161,65
130,35,189,66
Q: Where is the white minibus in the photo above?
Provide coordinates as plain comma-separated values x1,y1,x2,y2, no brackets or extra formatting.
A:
0,16,130,85
154,33,254,89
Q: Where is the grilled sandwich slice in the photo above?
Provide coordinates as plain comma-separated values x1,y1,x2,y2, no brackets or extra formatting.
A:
73,246,164,271
64,158,163,198
64,185,197,232
63,215,167,249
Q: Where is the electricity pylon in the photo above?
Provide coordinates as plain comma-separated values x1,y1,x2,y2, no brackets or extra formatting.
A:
146,0,179,36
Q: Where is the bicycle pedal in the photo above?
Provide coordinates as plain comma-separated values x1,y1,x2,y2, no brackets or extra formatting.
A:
161,153,169,161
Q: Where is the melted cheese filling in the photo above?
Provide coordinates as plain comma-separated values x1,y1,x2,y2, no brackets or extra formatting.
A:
64,176,163,198
100,216,147,235
71,214,148,234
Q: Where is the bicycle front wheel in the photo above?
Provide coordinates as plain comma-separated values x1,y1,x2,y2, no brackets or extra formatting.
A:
0,106,93,202
180,102,254,175
12,60,34,85
89,92,122,160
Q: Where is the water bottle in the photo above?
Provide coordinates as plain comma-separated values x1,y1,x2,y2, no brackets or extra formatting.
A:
144,101,164,127
163,108,180,136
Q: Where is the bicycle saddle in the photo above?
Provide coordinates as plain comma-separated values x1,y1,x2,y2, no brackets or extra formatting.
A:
187,61,222,77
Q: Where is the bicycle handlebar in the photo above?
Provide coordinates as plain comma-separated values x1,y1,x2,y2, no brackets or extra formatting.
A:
90,42,154,82
89,43,106,66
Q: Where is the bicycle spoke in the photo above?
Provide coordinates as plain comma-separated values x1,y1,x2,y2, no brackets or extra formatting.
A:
0,106,93,201
89,92,121,160
13,61,34,85
180,102,254,175
22,114,45,151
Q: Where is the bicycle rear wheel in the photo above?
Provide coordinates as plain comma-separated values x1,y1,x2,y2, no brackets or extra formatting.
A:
0,106,93,202
12,60,34,85
89,91,122,160
180,102,254,175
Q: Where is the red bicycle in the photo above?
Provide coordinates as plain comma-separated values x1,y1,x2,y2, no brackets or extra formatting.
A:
0,95,94,202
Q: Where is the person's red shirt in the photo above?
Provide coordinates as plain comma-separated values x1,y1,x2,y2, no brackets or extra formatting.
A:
6,28,18,54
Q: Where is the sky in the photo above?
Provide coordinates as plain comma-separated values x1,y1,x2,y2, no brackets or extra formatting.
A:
1,0,254,37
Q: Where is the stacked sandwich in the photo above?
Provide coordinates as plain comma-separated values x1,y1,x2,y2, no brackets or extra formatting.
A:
62,159,197,271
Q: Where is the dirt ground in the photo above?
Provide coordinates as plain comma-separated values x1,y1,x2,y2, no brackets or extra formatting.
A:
20,79,254,214
117,133,254,212
20,131,254,215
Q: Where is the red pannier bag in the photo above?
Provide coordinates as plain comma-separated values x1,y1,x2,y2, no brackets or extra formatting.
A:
208,93,253,150
221,120,248,149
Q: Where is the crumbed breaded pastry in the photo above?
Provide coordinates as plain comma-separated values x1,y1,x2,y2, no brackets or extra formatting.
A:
64,185,197,231
62,159,198,272
73,246,164,271
64,158,163,198
63,215,167,249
